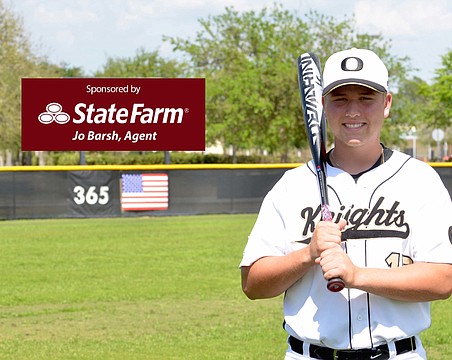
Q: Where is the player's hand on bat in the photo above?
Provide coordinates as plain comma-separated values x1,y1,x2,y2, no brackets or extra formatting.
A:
309,219,346,263
317,245,355,286
310,219,354,285
314,219,356,286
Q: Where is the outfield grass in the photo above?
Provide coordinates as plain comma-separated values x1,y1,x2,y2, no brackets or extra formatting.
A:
0,215,450,359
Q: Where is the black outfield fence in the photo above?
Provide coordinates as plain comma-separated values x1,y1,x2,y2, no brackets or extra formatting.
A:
0,163,451,220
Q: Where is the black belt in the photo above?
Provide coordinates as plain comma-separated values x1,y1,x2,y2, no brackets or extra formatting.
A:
289,336,416,360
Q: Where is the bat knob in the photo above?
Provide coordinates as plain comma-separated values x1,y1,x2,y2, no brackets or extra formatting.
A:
327,277,345,292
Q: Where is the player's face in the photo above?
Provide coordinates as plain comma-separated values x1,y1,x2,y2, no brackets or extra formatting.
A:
323,85,392,148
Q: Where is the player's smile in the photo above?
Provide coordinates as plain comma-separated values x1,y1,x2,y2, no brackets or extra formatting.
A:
343,122,365,129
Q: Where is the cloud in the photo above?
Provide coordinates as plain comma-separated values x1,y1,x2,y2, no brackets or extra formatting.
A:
10,0,450,80
116,0,156,29
33,2,100,26
354,0,452,36
54,30,76,47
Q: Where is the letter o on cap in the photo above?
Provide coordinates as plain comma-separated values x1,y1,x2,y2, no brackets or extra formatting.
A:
341,57,364,71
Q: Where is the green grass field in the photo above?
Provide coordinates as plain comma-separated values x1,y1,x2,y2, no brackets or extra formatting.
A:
0,215,450,359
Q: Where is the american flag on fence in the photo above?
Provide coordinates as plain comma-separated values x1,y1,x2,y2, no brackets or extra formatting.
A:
121,173,169,211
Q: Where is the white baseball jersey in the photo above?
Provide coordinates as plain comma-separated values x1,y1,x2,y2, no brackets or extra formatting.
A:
240,150,452,350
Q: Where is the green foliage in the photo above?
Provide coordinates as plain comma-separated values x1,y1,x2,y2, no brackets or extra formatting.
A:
0,1,33,153
95,47,186,78
55,63,86,77
165,5,411,156
44,151,288,165
394,50,452,154
385,76,428,146
0,0,61,164
0,216,450,359
420,50,452,129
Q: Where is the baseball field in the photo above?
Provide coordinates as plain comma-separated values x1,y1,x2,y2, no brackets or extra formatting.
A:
0,215,450,359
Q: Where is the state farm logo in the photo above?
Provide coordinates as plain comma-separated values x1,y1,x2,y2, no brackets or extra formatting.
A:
38,102,71,124
37,102,188,125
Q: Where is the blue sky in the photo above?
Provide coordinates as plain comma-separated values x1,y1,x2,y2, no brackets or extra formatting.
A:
10,0,452,82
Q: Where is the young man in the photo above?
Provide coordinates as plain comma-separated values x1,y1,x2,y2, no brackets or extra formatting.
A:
240,48,452,359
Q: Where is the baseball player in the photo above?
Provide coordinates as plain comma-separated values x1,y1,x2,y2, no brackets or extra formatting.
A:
240,48,452,359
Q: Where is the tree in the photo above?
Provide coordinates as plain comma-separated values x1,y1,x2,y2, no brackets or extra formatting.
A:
165,5,412,161
95,47,186,78
419,50,452,129
385,76,428,146
414,50,452,159
0,0,59,165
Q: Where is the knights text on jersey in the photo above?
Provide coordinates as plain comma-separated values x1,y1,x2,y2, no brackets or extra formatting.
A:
240,150,452,349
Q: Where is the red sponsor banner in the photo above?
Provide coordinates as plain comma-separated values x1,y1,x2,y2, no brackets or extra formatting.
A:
21,78,205,151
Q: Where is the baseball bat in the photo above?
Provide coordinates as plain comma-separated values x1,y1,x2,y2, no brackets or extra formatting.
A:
297,52,345,292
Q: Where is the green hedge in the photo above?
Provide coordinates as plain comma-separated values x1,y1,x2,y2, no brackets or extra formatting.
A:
44,151,293,165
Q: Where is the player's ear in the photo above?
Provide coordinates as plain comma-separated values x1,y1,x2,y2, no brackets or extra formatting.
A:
383,92,392,119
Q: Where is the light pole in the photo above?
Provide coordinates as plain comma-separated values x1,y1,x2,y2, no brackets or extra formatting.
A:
400,127,417,159
411,126,417,159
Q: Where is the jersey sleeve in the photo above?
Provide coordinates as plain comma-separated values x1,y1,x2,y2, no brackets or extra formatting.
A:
410,163,452,264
